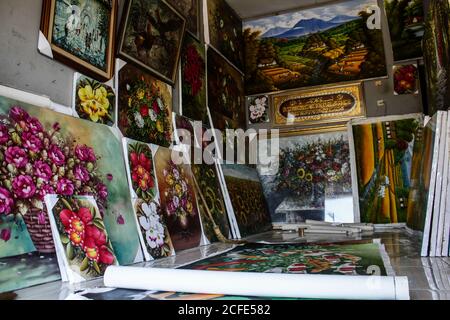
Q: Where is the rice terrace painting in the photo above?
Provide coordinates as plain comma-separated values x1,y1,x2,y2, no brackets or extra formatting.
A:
244,0,387,95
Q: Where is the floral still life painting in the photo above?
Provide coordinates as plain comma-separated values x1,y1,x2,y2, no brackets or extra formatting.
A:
166,0,200,38
258,131,353,224
181,33,207,123
118,63,173,147
45,195,117,283
174,114,196,147
0,95,142,265
118,0,186,84
73,74,115,126
207,0,244,71
181,241,389,276
126,141,156,203
393,64,419,95
222,164,272,238
154,147,202,251
41,0,117,80
243,0,387,95
247,95,269,124
192,162,231,243
351,115,422,224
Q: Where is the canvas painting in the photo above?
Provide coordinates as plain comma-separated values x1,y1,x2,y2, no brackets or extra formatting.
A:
41,0,117,80
207,48,245,131
118,0,186,84
385,0,425,62
73,73,115,126
393,64,420,95
123,139,174,260
0,95,142,265
181,33,207,123
221,164,272,237
247,95,270,125
192,160,231,243
45,195,118,283
258,131,353,224
207,0,244,71
173,113,196,147
244,0,388,95
182,241,389,276
350,115,422,224
153,146,202,251
166,0,200,38
117,63,173,148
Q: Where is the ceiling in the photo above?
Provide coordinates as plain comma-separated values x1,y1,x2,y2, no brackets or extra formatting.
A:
226,0,341,20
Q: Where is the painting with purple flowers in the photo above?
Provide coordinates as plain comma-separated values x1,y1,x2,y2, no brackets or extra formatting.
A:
0,95,142,266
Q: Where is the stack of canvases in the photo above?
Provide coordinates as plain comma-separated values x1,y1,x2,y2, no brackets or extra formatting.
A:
0,0,273,293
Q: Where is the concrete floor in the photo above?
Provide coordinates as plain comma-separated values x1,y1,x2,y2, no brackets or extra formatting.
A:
12,229,450,300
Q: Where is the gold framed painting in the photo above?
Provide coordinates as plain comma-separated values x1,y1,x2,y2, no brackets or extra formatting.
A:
40,0,117,81
272,82,366,127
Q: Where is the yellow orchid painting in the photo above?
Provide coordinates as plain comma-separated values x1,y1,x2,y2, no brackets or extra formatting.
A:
73,74,115,126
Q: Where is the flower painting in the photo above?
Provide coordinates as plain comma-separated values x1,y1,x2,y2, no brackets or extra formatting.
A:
73,74,115,126
41,0,117,80
166,0,200,38
207,48,245,131
154,146,202,251
45,195,117,282
0,95,142,266
192,161,231,243
127,141,156,202
221,164,271,237
118,0,186,84
118,63,173,147
393,64,419,95
258,131,353,224
385,0,425,62
244,0,387,95
351,115,422,224
181,33,207,123
207,0,244,70
247,95,269,124
182,241,389,276
173,113,196,147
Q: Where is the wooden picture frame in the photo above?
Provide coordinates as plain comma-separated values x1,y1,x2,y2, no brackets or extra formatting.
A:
117,0,187,85
40,0,117,81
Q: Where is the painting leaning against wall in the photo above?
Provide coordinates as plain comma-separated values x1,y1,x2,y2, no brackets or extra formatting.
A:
243,0,387,95
350,115,422,224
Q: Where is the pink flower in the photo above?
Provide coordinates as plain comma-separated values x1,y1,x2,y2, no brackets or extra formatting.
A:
75,145,96,162
74,165,90,182
27,117,44,134
37,184,55,200
0,124,9,144
0,228,11,242
56,178,74,196
106,174,113,181
0,187,14,215
35,161,52,181
5,146,28,168
9,106,30,122
37,211,46,225
12,175,36,199
97,183,108,200
22,132,43,152
48,144,66,165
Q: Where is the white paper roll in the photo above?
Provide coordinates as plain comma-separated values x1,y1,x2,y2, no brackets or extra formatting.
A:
104,266,410,300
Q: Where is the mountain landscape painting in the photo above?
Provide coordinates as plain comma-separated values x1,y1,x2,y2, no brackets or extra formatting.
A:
244,0,387,95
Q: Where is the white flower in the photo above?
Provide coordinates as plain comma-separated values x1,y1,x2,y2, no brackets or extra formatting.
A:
157,98,165,110
173,169,180,179
149,109,157,121
172,196,180,207
126,84,131,91
220,19,224,28
140,202,166,250
134,112,145,128
156,233,165,247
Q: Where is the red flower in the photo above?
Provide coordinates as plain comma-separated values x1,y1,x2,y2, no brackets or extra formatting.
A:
59,208,93,246
140,105,149,117
98,246,115,265
85,225,107,247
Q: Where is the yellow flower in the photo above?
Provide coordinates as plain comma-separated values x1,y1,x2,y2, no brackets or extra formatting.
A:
297,168,305,179
166,174,174,186
186,201,193,214
137,89,145,100
78,85,110,123
156,120,164,133
175,184,183,196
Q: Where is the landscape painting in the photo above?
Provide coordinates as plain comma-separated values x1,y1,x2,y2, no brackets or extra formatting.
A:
0,95,142,266
258,131,354,224
385,0,425,61
118,0,186,84
222,164,272,237
351,115,422,224
41,0,117,80
244,0,387,95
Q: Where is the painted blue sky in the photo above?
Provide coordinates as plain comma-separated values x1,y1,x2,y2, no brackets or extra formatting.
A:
244,0,378,35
